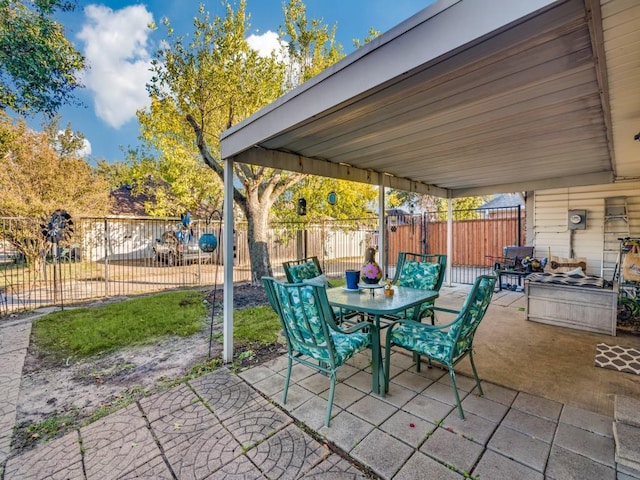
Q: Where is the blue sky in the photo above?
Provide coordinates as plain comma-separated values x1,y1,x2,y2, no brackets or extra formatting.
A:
43,1,432,162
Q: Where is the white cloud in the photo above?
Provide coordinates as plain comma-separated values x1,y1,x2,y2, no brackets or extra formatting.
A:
77,5,155,129
78,138,92,157
247,31,286,61
56,130,92,158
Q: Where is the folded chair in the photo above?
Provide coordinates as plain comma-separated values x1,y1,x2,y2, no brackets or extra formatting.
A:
262,277,372,427
390,252,447,324
384,274,497,419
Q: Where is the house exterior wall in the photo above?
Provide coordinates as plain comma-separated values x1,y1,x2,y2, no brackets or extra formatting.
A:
532,181,640,276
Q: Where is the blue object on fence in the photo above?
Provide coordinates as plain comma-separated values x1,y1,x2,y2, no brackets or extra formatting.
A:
199,233,218,252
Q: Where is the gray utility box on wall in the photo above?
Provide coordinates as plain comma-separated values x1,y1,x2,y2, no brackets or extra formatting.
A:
568,209,587,230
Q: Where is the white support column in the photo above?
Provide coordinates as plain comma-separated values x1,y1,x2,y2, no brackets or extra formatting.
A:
223,157,234,363
446,198,453,287
378,174,386,277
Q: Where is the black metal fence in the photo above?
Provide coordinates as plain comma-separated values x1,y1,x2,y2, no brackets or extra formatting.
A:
0,206,523,316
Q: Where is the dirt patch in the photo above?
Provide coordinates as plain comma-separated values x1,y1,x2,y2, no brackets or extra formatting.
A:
12,282,281,453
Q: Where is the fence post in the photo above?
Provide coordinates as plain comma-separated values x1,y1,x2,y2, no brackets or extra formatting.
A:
517,205,522,246
104,218,110,296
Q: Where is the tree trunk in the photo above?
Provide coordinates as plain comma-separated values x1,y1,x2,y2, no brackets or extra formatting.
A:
245,198,272,282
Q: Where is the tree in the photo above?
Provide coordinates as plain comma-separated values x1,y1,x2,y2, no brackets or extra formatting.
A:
0,0,85,116
141,0,346,280
273,176,378,224
0,112,112,269
280,0,344,88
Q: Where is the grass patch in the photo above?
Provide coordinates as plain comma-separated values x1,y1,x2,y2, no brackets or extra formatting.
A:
233,305,281,345
34,290,205,360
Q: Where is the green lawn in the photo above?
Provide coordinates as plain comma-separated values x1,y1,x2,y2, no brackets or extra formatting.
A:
34,290,206,359
33,289,282,361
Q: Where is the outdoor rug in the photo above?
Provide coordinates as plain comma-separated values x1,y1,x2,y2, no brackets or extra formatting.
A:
595,343,640,375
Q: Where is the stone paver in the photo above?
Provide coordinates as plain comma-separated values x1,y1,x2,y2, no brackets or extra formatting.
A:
472,449,543,480
245,424,327,480
394,451,464,480
380,409,434,448
512,391,563,421
561,404,613,437
351,428,413,479
420,427,483,474
546,444,616,480
81,405,160,480
4,431,82,480
554,422,615,468
487,423,551,473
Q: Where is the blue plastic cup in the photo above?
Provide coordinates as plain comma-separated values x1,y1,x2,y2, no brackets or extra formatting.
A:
345,270,359,290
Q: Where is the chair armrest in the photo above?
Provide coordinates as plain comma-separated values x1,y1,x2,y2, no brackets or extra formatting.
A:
430,306,460,315
332,321,374,335
386,318,451,333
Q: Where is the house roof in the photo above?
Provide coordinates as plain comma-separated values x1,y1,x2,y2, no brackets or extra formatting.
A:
220,0,640,198
110,185,148,217
481,193,524,209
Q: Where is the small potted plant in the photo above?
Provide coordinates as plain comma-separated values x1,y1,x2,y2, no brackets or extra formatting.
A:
384,279,394,296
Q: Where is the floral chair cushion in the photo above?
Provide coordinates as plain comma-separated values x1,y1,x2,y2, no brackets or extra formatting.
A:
288,261,322,283
397,261,441,290
388,324,452,362
329,330,369,365
275,283,369,364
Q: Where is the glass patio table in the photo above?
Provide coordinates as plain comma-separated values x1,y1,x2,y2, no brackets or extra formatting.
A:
327,285,439,396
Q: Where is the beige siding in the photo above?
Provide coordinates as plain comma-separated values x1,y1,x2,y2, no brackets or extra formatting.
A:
533,181,640,276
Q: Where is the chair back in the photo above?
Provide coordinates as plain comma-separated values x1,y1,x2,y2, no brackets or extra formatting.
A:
392,252,447,291
447,275,496,359
282,256,324,283
263,277,337,365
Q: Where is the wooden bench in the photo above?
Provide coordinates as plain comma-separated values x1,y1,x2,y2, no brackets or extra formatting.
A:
493,246,535,291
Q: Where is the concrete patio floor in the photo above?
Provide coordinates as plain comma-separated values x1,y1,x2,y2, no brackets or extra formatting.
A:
238,284,640,479
3,284,640,479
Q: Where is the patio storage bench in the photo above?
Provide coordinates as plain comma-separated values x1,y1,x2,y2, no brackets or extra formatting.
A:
525,272,617,336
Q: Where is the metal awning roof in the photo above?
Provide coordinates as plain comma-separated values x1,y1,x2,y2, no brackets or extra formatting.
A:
220,0,640,198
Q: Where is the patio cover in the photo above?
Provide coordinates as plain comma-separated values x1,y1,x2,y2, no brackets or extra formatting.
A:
217,0,640,361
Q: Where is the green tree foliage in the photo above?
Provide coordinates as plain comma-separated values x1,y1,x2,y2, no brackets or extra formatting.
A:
352,27,381,49
392,191,490,220
280,0,343,88
139,0,349,280
273,177,378,224
140,1,291,279
435,196,490,220
0,0,85,116
95,159,134,191
0,112,112,268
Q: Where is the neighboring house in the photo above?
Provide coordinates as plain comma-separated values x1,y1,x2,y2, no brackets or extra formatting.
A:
480,193,525,219
80,186,170,262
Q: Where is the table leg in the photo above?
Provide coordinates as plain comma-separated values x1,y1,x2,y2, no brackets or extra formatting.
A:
370,315,385,396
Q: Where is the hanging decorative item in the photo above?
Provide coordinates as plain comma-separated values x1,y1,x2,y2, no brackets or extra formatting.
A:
297,198,307,216
361,247,383,284
327,191,337,205
199,210,221,253
41,209,73,243
198,233,218,253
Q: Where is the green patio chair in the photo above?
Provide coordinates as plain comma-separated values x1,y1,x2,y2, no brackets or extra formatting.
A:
390,252,447,324
384,274,497,419
262,277,372,427
283,256,359,322
282,256,334,287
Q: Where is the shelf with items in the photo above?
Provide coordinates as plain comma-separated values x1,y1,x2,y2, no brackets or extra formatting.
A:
616,238,640,329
